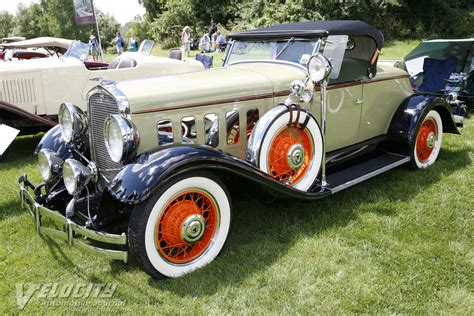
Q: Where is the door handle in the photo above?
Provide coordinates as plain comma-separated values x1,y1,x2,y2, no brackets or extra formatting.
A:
355,98,364,105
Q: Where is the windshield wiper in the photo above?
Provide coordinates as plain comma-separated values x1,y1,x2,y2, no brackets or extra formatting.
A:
276,37,295,59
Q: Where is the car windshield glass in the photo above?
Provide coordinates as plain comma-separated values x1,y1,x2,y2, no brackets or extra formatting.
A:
227,39,319,65
63,41,89,61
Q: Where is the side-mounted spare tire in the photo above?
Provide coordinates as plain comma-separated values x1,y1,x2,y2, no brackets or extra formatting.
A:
247,105,323,192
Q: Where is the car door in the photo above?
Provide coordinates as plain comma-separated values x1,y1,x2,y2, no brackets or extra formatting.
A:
324,83,363,152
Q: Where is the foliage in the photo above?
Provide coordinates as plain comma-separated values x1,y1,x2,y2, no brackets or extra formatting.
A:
0,11,15,39
12,3,44,39
9,0,121,49
144,0,474,46
123,15,153,45
96,12,121,49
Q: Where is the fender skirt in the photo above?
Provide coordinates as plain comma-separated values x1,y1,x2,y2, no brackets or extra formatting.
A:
0,100,56,127
386,94,459,155
107,144,331,205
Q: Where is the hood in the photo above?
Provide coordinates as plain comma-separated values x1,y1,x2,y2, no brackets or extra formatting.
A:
115,62,306,115
0,57,81,74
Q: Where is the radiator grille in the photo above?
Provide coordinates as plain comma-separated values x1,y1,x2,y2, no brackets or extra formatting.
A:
0,77,36,105
88,92,122,185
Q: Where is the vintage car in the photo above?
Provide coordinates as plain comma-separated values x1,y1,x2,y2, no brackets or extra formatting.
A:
19,21,463,279
381,39,473,117
0,37,72,62
1,39,204,134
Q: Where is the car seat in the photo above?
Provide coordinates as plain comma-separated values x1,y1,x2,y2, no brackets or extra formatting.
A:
418,57,457,93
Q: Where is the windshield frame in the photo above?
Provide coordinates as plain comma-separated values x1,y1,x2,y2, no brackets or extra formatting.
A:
223,37,322,69
63,40,89,62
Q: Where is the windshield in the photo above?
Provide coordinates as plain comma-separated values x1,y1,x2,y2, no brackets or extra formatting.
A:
226,39,319,65
63,40,89,61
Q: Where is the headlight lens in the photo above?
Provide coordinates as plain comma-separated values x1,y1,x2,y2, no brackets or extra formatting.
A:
307,54,332,83
63,159,92,195
58,103,88,143
104,115,139,163
38,149,63,182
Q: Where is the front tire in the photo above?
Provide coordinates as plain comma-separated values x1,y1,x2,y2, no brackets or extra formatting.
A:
411,110,443,169
128,172,231,278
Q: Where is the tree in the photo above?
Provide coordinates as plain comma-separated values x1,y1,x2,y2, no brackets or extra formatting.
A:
0,11,15,39
13,3,44,39
38,0,94,42
138,0,166,19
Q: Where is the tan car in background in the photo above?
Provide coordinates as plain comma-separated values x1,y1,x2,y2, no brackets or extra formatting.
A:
0,39,204,133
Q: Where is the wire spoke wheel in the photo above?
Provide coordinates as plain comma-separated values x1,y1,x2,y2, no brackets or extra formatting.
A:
411,110,443,169
155,190,219,264
267,126,313,185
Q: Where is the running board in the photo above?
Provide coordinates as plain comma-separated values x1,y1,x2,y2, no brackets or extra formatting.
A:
327,153,410,194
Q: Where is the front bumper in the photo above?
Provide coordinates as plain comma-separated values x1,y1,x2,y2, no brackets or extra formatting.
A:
18,175,128,262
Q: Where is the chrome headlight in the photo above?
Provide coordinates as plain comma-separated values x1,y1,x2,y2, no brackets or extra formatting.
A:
307,54,332,83
104,114,140,163
38,149,63,182
58,103,88,143
63,159,92,195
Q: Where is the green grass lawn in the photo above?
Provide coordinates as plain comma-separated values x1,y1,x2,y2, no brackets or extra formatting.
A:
1,42,473,313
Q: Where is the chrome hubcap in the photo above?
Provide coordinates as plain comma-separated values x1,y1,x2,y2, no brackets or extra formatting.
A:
427,132,435,149
181,214,205,243
287,144,305,169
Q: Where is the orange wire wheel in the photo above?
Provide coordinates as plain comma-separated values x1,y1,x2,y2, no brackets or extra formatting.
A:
415,117,437,163
267,125,314,185
155,190,219,264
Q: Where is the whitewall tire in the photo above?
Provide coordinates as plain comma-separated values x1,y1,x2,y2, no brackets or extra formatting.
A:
412,110,443,169
128,172,231,278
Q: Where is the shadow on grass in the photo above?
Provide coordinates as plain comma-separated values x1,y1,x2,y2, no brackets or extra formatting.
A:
129,147,470,296
28,146,471,300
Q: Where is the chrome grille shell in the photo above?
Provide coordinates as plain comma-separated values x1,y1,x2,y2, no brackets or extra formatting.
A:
87,86,124,186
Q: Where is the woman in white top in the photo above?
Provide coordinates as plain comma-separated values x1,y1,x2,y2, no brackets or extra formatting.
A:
182,26,191,57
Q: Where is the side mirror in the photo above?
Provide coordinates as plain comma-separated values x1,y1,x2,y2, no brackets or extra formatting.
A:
307,54,332,83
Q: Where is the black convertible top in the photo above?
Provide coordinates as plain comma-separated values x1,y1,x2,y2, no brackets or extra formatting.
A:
230,20,384,49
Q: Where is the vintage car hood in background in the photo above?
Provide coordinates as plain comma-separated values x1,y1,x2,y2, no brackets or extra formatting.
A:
0,56,78,72
117,63,306,115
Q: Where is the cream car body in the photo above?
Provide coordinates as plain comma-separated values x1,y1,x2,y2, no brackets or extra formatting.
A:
19,21,462,279
0,40,204,133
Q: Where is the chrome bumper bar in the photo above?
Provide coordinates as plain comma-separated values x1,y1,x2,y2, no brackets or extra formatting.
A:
18,175,128,262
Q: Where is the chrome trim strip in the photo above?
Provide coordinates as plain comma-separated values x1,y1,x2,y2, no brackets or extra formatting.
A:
227,59,308,74
330,155,410,194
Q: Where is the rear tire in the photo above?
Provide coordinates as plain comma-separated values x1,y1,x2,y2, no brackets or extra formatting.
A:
410,110,443,169
128,171,231,278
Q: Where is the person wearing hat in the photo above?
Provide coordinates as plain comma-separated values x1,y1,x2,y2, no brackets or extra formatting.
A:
89,34,99,60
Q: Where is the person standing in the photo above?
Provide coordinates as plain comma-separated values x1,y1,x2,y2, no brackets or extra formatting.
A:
128,34,138,52
182,26,191,57
88,34,99,60
114,32,124,54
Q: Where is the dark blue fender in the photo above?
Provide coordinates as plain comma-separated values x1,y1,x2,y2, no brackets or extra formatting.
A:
34,125,90,161
107,144,331,205
34,125,71,159
386,94,459,155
